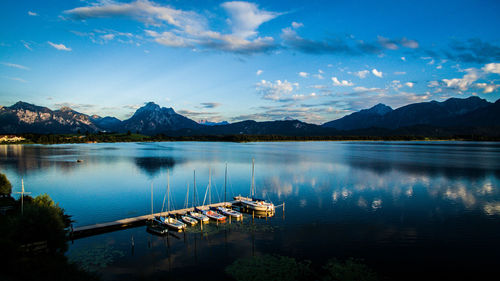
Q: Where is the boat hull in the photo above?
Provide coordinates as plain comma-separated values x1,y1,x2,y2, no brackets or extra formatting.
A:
241,200,275,212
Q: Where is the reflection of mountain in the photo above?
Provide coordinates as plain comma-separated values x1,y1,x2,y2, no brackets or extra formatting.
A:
0,145,79,175
133,157,176,176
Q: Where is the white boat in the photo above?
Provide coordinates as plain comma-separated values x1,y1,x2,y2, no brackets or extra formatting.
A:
189,170,210,223
200,168,226,222
217,165,243,219
154,216,186,230
181,214,198,225
241,199,274,212
161,170,187,231
189,211,209,223
199,208,226,222
216,206,242,219
241,159,275,212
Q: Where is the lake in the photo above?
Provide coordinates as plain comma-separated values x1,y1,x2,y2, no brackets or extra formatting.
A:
1,141,500,280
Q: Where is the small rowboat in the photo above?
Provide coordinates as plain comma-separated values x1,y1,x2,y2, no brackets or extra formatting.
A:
214,206,242,219
189,211,209,223
202,209,226,222
155,216,186,231
181,214,198,225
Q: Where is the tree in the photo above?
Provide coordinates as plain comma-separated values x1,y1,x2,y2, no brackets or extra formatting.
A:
0,173,12,197
12,194,71,254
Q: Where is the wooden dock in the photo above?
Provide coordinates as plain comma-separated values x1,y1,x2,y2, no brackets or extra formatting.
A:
70,201,235,239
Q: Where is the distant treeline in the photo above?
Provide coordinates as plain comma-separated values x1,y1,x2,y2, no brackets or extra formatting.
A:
2,132,500,145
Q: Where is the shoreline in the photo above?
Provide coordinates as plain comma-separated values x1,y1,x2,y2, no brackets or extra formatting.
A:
2,133,500,145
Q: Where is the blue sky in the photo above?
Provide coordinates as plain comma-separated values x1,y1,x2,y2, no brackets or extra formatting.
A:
1,0,499,123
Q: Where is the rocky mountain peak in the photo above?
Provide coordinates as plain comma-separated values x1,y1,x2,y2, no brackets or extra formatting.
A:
364,103,393,115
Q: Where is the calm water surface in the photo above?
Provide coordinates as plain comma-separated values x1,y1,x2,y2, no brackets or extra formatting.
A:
1,141,500,280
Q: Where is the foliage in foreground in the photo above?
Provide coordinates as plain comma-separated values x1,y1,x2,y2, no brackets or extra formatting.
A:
225,254,379,281
226,254,314,281
0,172,12,196
0,190,98,281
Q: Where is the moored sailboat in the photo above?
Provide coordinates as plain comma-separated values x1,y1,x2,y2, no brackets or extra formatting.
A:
240,159,275,212
214,164,243,219
189,170,210,223
160,170,186,231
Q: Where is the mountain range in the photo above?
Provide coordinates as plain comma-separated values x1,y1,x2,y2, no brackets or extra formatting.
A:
1,96,499,137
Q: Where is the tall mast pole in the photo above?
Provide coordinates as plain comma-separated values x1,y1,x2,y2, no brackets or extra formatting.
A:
151,182,153,215
224,163,227,203
193,170,196,208
251,158,255,197
167,169,170,213
208,167,211,205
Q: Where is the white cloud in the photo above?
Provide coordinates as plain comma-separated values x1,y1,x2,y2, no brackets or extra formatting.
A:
221,1,281,39
353,86,381,92
256,69,263,75
332,77,354,86
353,70,369,79
1,62,29,70
66,0,281,54
476,83,500,93
28,11,38,16
378,36,398,50
256,79,300,101
400,38,419,48
313,74,324,79
482,63,500,74
442,68,479,91
427,80,440,87
405,82,414,88
299,72,309,78
48,41,72,51
100,34,115,41
291,21,303,29
401,56,406,61
394,71,406,75
145,30,190,47
21,40,33,51
372,68,383,78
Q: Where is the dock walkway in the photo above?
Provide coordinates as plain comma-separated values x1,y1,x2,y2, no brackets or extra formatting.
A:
71,201,235,239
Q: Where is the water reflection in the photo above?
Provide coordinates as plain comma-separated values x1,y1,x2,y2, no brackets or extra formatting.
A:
134,157,177,177
1,141,493,280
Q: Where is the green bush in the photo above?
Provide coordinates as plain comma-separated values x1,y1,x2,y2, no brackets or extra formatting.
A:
0,173,12,197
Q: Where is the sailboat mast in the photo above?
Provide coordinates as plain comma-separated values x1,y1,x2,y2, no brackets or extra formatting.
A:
224,163,227,203
151,182,153,215
167,169,170,213
193,170,196,208
251,158,255,197
208,167,211,205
